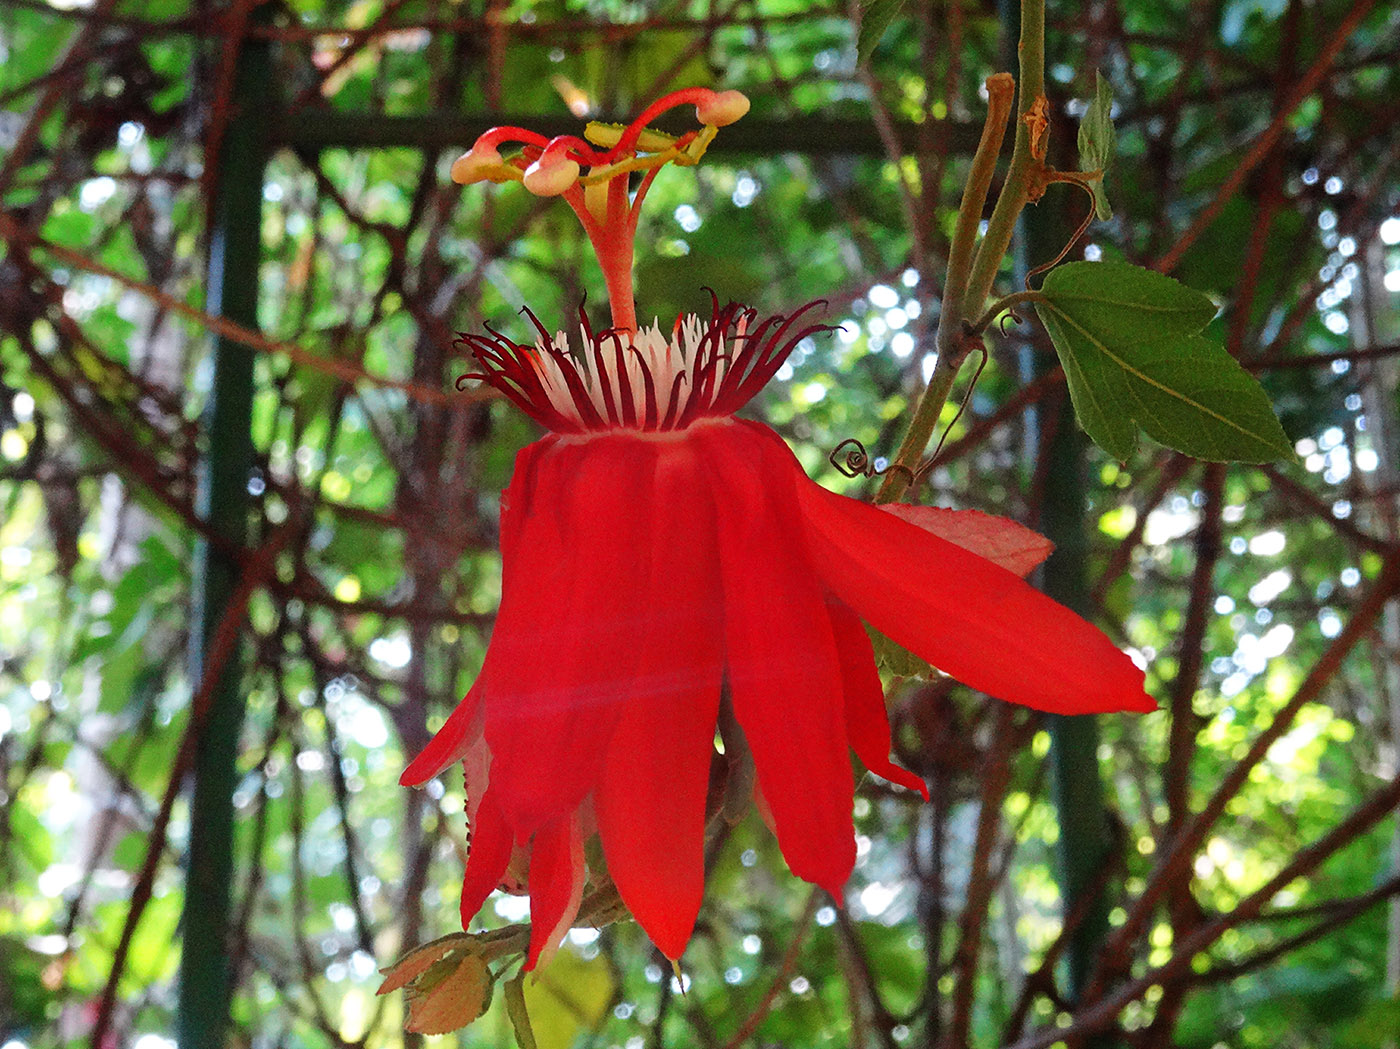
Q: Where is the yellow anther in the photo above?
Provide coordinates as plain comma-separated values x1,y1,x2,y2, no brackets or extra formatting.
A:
584,122,678,153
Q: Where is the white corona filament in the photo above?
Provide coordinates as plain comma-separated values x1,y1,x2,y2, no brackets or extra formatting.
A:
531,313,748,429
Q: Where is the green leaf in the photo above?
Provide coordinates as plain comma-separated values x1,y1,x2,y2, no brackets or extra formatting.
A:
1036,262,1293,463
857,0,906,65
869,625,934,679
1077,72,1116,220
1336,994,1400,1049
1043,261,1218,336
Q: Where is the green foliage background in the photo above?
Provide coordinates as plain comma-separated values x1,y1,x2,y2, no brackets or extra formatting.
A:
1,1,1399,1047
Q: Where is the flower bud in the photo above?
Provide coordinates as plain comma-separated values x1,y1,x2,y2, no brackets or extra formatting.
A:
696,90,750,127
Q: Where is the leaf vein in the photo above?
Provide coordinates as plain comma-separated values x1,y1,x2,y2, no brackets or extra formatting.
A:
1040,304,1269,446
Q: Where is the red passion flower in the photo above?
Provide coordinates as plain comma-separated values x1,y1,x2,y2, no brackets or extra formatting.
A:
404,88,1155,970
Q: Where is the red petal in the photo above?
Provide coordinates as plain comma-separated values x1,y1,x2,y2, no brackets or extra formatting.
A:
403,438,550,789
696,422,855,898
462,736,491,827
752,782,778,837
498,438,548,559
596,439,723,961
792,449,1154,715
525,814,587,971
400,436,551,789
881,505,1052,578
459,790,514,928
482,436,659,840
400,677,485,787
827,597,929,799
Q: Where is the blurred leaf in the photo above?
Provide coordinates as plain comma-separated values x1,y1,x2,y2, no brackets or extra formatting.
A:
624,30,714,99
0,9,70,95
119,889,182,985
1336,992,1400,1048
7,790,54,871
41,207,99,246
522,946,614,1049
1077,71,1115,220
0,936,54,1027
111,831,147,871
857,0,906,65
97,639,145,715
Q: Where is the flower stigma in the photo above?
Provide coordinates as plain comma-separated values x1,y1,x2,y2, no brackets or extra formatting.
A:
450,88,832,435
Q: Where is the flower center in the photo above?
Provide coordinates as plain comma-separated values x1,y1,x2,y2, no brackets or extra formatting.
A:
450,89,830,434
456,299,830,434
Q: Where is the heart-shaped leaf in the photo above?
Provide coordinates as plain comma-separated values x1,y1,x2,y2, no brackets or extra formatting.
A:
1036,262,1293,463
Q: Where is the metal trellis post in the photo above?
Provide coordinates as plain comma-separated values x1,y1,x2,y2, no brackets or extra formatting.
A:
1002,0,1118,1023
177,24,271,1049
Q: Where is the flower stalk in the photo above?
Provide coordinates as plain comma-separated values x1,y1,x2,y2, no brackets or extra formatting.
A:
879,0,1054,503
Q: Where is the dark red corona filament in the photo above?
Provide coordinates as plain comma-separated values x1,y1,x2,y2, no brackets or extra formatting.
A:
455,300,832,435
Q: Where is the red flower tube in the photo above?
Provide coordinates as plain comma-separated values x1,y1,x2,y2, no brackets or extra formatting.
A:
406,88,1155,969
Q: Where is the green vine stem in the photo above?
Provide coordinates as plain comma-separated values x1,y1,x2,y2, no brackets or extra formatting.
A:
964,0,1046,320
942,74,1018,336
969,289,1045,336
878,3,1046,503
876,349,966,504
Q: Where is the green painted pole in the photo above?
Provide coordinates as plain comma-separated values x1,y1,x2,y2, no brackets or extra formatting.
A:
1040,414,1114,1007
1022,236,1117,1024
997,0,1116,1015
178,24,271,1049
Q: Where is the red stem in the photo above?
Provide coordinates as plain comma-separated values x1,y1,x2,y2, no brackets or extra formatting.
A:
559,183,637,332
614,87,713,155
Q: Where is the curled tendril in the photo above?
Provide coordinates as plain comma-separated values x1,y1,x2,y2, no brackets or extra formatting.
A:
829,342,991,495
929,344,988,462
828,439,914,485
1023,173,1099,292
